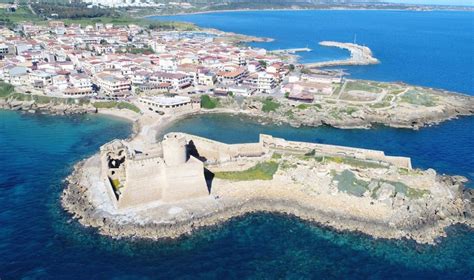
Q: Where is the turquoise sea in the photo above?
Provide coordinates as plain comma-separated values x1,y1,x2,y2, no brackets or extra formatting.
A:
1,10,474,279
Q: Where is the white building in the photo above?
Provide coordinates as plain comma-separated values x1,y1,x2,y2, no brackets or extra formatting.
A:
139,95,200,115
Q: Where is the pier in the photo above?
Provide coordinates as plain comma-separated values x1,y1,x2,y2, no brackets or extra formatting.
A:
304,41,380,68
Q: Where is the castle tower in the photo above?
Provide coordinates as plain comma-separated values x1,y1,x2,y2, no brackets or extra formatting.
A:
162,134,187,166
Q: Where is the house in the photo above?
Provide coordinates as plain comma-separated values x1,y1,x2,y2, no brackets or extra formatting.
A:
95,72,131,97
216,66,247,85
150,71,192,90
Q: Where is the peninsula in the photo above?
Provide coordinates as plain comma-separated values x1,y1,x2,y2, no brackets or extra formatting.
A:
61,107,474,244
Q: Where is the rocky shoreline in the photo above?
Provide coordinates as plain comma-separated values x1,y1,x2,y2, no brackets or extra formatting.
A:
0,97,97,115
222,87,474,130
61,157,474,245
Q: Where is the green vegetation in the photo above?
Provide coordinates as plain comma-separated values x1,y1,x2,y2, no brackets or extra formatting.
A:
0,6,42,26
5,91,90,106
345,81,382,93
329,109,341,120
342,106,358,115
373,179,430,199
333,170,429,199
334,170,369,197
110,178,122,191
284,109,294,119
117,47,155,55
0,82,14,98
214,161,279,181
0,3,197,31
299,153,388,169
147,21,197,31
279,160,297,171
406,188,430,199
296,103,310,110
261,98,280,113
400,90,437,107
92,101,141,113
200,94,219,109
371,94,393,109
31,2,115,19
271,153,282,160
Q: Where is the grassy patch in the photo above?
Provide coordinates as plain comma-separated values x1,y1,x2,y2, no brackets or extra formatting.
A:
271,153,282,160
400,90,437,107
280,161,297,170
333,170,369,197
371,95,393,109
345,81,383,93
262,98,280,113
0,6,43,26
329,109,341,120
372,179,430,199
0,82,14,98
406,188,430,199
297,103,310,110
93,101,140,113
342,107,358,115
200,94,219,109
302,154,388,169
214,161,279,181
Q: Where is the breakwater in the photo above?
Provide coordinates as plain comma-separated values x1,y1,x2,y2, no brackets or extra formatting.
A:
305,41,380,68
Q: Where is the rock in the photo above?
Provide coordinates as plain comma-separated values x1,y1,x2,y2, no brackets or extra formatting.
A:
375,183,395,205
367,181,379,192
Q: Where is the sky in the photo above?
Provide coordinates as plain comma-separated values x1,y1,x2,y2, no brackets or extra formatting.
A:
388,0,474,6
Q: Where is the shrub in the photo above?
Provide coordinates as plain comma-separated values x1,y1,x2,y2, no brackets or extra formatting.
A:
200,95,218,109
0,82,14,98
93,101,140,113
262,98,280,112
297,103,310,110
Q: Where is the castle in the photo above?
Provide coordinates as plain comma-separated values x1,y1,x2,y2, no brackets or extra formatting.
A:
99,132,412,210
100,134,209,209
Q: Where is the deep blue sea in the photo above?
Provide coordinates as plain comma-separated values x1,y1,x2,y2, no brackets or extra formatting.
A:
155,10,474,95
1,10,474,279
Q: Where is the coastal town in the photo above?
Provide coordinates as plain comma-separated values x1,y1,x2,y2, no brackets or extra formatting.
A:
0,20,296,101
1,19,473,130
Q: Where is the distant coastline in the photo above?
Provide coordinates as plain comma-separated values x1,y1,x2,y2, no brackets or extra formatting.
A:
145,6,474,18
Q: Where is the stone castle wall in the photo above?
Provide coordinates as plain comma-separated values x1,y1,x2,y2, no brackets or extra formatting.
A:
169,132,412,169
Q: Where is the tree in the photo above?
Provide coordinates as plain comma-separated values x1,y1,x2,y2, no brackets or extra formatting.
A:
258,60,267,68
